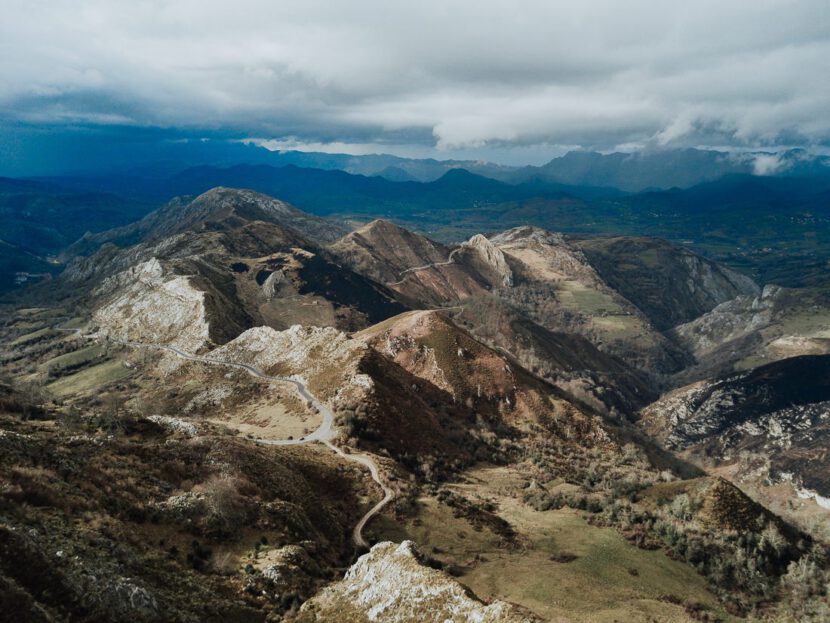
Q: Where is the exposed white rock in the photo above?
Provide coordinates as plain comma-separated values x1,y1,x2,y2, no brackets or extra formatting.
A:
671,286,781,357
259,544,319,593
92,258,210,352
210,325,363,373
680,252,760,302
462,234,513,287
261,269,284,300
207,325,371,402
490,226,601,286
490,226,567,248
797,487,830,510
146,415,199,437
298,540,538,622
184,385,233,412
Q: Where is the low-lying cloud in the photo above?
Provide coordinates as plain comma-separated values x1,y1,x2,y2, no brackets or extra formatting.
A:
1,0,829,158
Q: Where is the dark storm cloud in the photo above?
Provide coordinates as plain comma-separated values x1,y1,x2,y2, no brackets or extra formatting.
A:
1,0,829,157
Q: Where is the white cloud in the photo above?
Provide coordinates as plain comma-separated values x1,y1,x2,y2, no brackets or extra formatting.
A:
0,0,828,154
751,153,790,175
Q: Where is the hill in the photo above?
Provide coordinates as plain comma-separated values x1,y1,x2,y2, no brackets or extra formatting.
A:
641,355,830,539
63,189,404,346
576,235,759,330
0,179,152,293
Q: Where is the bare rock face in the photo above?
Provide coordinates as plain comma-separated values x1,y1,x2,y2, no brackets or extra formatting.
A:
297,540,539,623
206,324,372,402
640,354,830,537
490,226,601,287
667,285,830,383
92,258,211,352
671,285,782,358
461,233,513,287
111,187,345,247
261,269,284,300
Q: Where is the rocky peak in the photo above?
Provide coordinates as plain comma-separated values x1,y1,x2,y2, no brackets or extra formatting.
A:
95,187,344,250
330,219,450,285
297,540,539,622
461,233,513,287
490,226,600,287
354,218,411,238
92,257,211,352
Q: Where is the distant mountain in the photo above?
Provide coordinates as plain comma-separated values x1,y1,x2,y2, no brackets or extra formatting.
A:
12,135,513,182
0,177,153,293
502,148,830,192
17,138,830,191
0,178,152,255
70,186,345,256
41,163,568,211
60,164,828,290
372,166,418,182
7,153,830,295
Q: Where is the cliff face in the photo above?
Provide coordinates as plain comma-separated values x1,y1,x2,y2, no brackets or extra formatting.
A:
459,233,514,287
670,285,782,358
491,226,601,287
207,324,371,403
668,285,830,383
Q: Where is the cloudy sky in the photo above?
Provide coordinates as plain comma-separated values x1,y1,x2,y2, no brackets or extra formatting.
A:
1,0,829,172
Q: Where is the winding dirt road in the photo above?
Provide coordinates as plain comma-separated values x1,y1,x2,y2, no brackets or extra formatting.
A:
65,330,392,549
386,248,460,286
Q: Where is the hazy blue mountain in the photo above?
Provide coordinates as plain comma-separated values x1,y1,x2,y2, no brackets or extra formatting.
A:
502,148,830,191
6,160,830,293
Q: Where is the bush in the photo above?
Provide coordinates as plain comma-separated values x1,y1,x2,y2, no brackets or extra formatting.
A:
549,552,578,563
195,475,252,536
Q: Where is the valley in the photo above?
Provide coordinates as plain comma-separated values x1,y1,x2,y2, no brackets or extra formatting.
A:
2,185,829,622
3,2,829,620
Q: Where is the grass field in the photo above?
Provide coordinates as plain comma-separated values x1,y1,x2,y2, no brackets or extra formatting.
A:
258,296,337,331
375,466,736,623
47,359,133,397
732,309,830,370
207,398,320,441
557,281,621,315
42,344,105,371
11,327,56,346
58,317,87,330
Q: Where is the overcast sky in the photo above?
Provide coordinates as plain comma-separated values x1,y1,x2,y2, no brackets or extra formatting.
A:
1,0,829,167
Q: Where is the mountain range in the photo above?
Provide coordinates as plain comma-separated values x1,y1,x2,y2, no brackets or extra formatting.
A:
3,148,830,299
3,183,830,621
